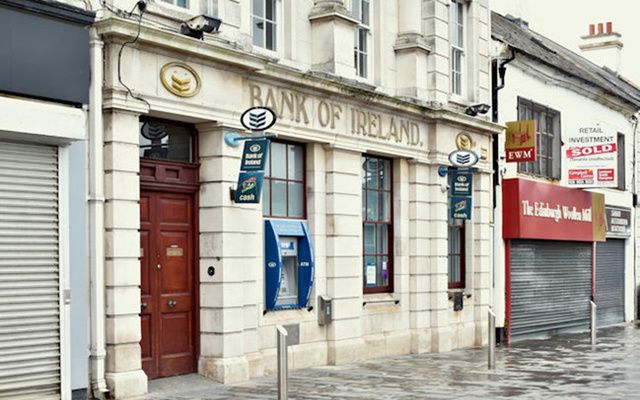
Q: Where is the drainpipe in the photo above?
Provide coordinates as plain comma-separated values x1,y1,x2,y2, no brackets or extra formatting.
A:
88,27,109,399
633,111,640,320
490,48,515,344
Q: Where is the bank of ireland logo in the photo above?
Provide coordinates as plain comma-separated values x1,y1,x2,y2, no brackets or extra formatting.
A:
241,107,277,131
249,143,262,153
448,150,479,168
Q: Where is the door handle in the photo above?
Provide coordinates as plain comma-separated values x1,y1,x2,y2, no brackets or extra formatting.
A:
157,263,161,270
168,300,177,308
141,302,148,310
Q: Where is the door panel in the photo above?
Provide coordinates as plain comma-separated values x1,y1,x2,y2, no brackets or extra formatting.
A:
140,191,196,379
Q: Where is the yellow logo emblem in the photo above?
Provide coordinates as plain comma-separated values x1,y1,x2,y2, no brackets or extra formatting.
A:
455,132,474,150
160,62,201,98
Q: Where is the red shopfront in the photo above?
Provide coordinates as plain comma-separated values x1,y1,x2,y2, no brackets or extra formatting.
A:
503,179,605,340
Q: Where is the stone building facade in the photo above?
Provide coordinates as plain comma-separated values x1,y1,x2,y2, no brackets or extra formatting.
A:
90,0,501,397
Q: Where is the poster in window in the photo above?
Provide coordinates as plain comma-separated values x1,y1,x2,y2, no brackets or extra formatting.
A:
366,263,376,286
505,120,536,162
563,123,617,188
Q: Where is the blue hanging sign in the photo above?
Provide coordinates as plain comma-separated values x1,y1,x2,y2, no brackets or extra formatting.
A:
234,171,264,203
450,196,472,220
450,169,473,197
240,139,270,171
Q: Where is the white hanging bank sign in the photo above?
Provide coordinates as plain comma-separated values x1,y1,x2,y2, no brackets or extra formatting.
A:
563,123,617,188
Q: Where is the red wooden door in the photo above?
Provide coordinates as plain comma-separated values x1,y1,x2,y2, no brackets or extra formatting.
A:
140,190,196,379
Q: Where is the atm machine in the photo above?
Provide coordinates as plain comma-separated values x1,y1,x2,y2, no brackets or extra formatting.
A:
264,220,314,310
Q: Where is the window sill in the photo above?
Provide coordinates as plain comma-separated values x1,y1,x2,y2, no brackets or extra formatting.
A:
251,46,281,62
261,307,315,325
448,95,473,108
516,172,561,184
362,293,400,313
146,0,199,22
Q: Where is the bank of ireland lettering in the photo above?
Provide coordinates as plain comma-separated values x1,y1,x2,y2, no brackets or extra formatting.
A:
248,82,423,147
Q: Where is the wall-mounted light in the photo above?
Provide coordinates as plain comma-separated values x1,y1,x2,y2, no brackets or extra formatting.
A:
465,103,491,117
180,15,222,40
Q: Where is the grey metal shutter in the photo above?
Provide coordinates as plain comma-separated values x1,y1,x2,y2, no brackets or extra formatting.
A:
0,142,60,399
510,240,592,339
595,239,625,327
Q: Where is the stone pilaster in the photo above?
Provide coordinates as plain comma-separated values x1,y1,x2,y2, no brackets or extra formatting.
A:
423,0,451,104
427,164,452,352
197,122,256,383
408,162,433,353
324,146,366,364
472,172,492,345
394,0,431,98
103,110,147,399
308,0,359,77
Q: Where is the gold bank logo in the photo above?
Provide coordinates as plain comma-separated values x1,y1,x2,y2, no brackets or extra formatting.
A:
160,62,201,98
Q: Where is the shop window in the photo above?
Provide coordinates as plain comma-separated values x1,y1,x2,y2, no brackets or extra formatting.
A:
517,97,561,180
263,141,305,218
352,0,370,78
139,118,194,163
362,156,393,293
450,0,466,97
617,133,625,190
252,0,277,51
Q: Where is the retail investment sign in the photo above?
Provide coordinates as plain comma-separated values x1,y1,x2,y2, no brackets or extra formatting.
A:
563,123,617,188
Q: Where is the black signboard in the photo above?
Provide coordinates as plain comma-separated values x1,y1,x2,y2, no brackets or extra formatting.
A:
605,206,631,238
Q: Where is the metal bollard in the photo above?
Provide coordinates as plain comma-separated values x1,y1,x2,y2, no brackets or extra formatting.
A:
488,309,496,369
590,301,597,345
277,325,288,400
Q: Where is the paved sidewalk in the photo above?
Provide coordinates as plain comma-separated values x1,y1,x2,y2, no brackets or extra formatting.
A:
144,323,640,399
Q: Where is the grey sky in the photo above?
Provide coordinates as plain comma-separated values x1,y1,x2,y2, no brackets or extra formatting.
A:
491,0,640,85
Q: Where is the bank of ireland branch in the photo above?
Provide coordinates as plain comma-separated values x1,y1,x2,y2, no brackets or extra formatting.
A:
96,23,499,398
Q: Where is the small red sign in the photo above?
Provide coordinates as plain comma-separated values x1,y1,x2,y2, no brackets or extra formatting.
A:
568,169,594,181
597,169,614,181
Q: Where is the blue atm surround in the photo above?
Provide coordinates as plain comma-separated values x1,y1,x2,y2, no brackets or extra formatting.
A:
264,219,314,311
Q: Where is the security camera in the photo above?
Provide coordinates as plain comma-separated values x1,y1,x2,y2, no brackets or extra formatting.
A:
180,15,222,39
464,103,491,117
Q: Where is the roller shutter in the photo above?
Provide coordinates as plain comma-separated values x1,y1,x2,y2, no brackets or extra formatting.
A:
0,142,60,399
595,239,625,327
510,240,592,339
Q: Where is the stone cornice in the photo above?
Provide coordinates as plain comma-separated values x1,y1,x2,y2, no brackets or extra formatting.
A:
94,17,503,135
94,16,268,72
394,33,432,54
308,1,359,25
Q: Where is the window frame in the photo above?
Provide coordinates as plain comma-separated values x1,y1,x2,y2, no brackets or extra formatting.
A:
251,0,278,52
138,117,196,163
362,155,394,294
262,140,307,220
516,97,562,180
450,0,466,97
352,0,371,79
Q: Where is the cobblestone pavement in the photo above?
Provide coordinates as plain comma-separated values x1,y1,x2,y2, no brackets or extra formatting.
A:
144,323,640,399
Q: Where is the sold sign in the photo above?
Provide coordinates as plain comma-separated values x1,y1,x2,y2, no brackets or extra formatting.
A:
566,143,616,158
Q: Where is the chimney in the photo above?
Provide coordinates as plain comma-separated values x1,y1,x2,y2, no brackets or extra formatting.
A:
579,21,623,73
